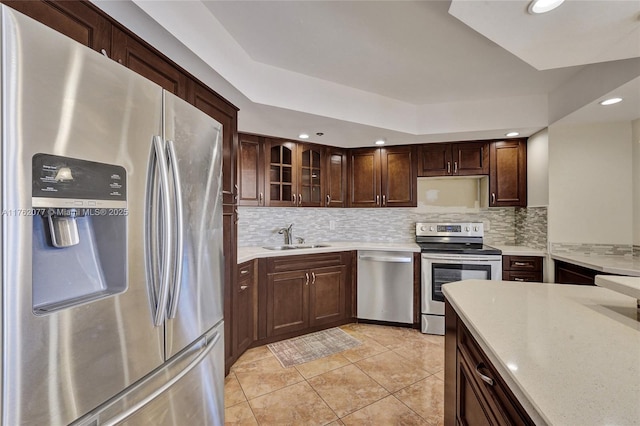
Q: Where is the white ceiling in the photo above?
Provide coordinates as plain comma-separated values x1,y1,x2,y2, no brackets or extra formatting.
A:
449,0,640,71
203,0,580,105
106,0,640,147
555,76,640,125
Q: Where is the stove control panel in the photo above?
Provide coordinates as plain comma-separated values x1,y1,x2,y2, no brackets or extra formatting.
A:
416,222,484,237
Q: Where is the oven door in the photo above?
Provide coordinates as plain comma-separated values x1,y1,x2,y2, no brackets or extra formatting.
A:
422,254,502,315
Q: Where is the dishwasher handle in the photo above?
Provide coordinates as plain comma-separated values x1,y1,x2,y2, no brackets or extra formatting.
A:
358,255,412,263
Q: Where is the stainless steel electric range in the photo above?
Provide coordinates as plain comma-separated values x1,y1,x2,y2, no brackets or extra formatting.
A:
416,222,502,335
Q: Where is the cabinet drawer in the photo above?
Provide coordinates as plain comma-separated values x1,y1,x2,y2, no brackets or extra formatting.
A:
267,252,346,273
457,323,532,425
503,256,542,272
238,260,254,282
502,271,543,282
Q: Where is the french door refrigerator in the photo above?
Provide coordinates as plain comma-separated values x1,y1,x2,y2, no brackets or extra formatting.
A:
1,6,224,425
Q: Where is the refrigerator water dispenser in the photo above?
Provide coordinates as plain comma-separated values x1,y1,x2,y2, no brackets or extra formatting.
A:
31,154,128,313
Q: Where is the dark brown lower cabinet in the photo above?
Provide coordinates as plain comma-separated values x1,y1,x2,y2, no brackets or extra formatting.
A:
264,252,352,339
502,255,543,282
554,260,598,285
445,300,533,426
309,265,347,327
234,260,256,358
223,206,236,373
457,354,492,426
266,270,310,337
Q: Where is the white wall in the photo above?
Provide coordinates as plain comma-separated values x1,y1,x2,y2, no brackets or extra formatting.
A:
633,118,640,246
527,129,549,207
548,121,633,245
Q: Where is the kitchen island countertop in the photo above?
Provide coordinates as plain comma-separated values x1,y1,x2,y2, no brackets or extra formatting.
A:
443,279,640,426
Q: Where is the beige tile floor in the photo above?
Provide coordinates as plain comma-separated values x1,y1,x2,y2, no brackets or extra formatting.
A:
225,323,445,425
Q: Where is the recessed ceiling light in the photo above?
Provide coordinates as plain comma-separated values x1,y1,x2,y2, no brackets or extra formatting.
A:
298,133,309,139
599,97,623,106
528,0,565,14
375,139,385,145
505,132,520,137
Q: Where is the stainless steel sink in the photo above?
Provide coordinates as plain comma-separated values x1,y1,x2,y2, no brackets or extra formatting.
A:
295,244,331,249
262,244,331,250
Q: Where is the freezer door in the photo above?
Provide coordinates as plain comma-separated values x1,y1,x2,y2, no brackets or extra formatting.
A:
1,7,164,425
163,92,224,359
77,322,225,426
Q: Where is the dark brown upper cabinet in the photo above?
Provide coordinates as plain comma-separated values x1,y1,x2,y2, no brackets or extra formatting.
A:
238,134,265,206
265,139,298,207
239,135,344,208
418,142,489,177
349,146,417,208
1,1,112,55
111,27,188,100
324,147,348,208
489,139,527,207
297,144,324,207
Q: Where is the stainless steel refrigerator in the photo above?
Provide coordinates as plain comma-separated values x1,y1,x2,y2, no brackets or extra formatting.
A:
1,6,224,425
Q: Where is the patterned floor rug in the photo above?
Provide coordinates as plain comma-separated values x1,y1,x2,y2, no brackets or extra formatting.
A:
268,327,362,368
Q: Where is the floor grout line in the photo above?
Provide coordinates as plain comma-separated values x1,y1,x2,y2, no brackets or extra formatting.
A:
225,324,445,425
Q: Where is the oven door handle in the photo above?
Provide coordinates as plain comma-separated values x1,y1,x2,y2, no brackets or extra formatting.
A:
422,255,499,262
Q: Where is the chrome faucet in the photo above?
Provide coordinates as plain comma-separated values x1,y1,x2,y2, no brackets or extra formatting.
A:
278,223,293,245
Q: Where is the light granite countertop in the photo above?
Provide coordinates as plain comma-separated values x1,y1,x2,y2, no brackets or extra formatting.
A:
237,242,420,264
443,279,640,426
551,252,640,276
238,242,545,264
595,275,640,299
490,245,546,257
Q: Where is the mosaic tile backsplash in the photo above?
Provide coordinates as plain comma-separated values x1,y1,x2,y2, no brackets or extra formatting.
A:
515,207,547,250
237,206,530,247
550,243,634,257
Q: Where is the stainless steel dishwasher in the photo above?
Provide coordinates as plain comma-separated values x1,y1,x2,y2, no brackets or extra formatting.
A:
357,250,414,324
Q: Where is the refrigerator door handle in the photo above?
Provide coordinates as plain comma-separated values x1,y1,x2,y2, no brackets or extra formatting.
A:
151,136,174,327
166,140,184,319
101,331,221,426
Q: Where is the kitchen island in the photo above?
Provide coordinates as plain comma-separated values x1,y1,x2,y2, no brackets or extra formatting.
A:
443,279,640,426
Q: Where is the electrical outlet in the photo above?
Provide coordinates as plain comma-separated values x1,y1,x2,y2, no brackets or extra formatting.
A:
329,220,336,230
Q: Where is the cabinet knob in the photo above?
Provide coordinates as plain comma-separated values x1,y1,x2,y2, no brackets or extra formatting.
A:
454,161,458,174
376,195,380,206
447,161,451,174
491,193,496,204
299,193,302,206
311,272,316,285
259,192,263,205
382,195,386,206
305,272,310,286
326,194,331,206
240,285,248,291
